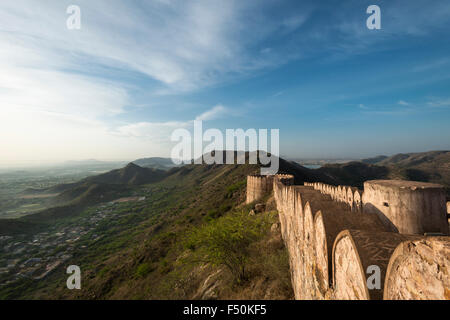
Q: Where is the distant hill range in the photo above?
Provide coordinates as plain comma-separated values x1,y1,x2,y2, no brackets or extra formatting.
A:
320,150,450,190
2,153,316,232
39,162,167,196
50,163,166,204
60,157,178,171
84,162,167,185
363,150,450,167
61,159,126,167
5,163,168,228
360,155,389,164
1,150,449,235
132,157,180,170
16,150,450,205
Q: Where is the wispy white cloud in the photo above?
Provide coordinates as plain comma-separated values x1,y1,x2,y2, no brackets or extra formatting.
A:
114,104,230,141
412,58,450,73
0,1,277,163
195,105,228,121
272,91,285,98
1,0,449,164
114,121,188,142
0,0,315,93
356,96,450,117
0,1,312,145
427,98,450,108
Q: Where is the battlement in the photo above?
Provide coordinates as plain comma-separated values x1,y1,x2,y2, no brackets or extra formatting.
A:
306,180,448,235
305,182,363,212
246,174,294,204
264,177,449,299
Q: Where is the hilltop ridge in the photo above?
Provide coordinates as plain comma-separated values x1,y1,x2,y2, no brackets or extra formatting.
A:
132,157,179,170
315,151,450,193
368,150,450,167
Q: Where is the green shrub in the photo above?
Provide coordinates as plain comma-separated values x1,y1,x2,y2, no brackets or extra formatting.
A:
159,259,171,274
135,263,151,278
204,209,219,222
185,211,271,282
98,266,111,278
218,204,232,213
225,180,246,198
204,204,231,222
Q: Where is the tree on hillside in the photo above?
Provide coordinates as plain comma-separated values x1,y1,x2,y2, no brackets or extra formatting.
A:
185,211,271,282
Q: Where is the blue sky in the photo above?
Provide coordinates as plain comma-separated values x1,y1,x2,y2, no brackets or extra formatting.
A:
0,0,449,165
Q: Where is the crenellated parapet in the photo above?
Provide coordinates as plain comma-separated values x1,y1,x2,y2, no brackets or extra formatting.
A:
305,181,364,213
307,180,449,234
269,177,450,300
246,174,295,204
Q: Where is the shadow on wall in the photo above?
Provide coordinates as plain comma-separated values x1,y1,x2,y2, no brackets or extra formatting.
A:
363,203,399,233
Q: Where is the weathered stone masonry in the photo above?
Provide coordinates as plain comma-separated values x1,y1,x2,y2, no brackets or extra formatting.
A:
246,175,274,204
362,180,448,235
248,176,450,300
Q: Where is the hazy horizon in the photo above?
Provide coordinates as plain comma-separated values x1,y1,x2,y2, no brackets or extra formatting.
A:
1,148,449,169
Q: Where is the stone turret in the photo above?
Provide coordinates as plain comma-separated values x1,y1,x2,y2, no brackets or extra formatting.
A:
362,180,448,235
246,175,274,204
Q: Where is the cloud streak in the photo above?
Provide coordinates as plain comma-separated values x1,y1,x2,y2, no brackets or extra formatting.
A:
1,0,449,164
195,105,228,121
115,104,231,141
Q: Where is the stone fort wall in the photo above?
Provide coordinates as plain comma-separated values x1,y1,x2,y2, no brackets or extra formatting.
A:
246,175,274,204
249,175,450,300
246,174,294,204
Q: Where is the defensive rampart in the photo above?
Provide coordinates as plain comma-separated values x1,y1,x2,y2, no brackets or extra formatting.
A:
266,177,450,300
246,175,274,204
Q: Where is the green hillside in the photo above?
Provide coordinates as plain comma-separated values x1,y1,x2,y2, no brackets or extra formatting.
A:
1,150,449,299
0,160,293,299
132,157,179,170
